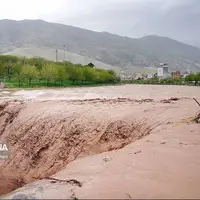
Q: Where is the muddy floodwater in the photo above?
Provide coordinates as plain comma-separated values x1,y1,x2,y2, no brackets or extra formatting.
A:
1,84,199,101
0,84,200,199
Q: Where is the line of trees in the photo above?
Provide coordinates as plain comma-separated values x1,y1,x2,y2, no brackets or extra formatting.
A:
122,73,200,86
185,73,200,85
0,55,120,87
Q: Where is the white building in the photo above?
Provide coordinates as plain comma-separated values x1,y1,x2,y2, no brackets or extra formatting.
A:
157,65,169,79
147,74,153,79
157,67,164,77
183,73,189,78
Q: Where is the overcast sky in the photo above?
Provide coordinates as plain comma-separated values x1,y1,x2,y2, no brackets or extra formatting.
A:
0,0,200,46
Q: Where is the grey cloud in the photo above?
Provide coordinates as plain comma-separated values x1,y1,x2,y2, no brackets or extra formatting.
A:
55,0,200,47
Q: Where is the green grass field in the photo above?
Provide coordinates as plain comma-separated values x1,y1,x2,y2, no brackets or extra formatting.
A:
3,79,122,89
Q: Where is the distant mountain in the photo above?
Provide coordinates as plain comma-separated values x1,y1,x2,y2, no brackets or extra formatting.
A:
2,46,121,72
0,19,200,73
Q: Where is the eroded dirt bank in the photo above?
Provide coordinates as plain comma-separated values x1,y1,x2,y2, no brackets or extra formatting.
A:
0,98,159,195
0,85,200,198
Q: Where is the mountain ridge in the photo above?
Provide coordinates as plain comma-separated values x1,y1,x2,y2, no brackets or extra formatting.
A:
0,19,200,73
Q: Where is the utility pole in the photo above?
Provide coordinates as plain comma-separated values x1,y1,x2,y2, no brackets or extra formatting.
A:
56,49,58,62
63,45,66,65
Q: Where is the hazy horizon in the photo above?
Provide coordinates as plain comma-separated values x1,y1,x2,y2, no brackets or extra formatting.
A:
0,0,200,47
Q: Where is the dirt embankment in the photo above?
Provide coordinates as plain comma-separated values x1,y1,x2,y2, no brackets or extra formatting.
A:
0,85,200,198
0,99,159,196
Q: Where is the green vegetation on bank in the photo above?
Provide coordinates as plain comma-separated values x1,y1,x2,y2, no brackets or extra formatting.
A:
0,55,120,88
122,73,200,86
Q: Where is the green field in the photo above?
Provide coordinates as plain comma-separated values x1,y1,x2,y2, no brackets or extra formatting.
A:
3,79,121,89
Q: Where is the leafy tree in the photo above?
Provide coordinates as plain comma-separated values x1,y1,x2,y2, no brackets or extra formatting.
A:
22,65,38,86
65,66,75,83
41,64,57,86
185,74,195,82
149,77,159,84
107,69,115,76
74,64,83,68
0,55,120,87
55,65,69,85
184,73,200,85
95,69,108,83
0,63,4,79
66,66,84,83
83,67,95,82
27,57,46,71
3,62,14,80
87,62,95,68
107,69,119,82
75,67,85,82
0,55,19,80
194,73,200,85
13,62,23,86
0,55,18,63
